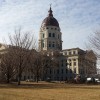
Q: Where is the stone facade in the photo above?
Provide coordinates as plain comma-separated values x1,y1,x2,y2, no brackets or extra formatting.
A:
62,48,97,77
44,48,97,81
38,26,62,51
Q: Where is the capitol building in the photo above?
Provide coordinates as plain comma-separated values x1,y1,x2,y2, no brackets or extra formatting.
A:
38,6,96,81
0,6,97,81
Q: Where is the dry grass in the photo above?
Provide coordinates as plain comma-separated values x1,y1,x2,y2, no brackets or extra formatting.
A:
0,82,100,100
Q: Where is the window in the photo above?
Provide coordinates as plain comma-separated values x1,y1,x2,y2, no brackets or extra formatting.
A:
43,33,44,38
52,44,55,47
31,76,33,79
66,63,67,66
69,52,71,55
49,44,51,47
54,70,55,74
52,42,55,47
49,33,51,37
55,28,57,30
57,69,59,74
53,33,55,37
74,68,76,73
28,76,30,79
74,62,76,66
69,63,71,66
62,60,63,63
61,60,63,67
50,69,52,74
64,52,67,55
49,41,51,47
66,69,68,73
46,27,48,29
46,70,47,74
51,28,53,30
73,51,76,54
73,59,76,61
62,69,63,74
43,43,44,47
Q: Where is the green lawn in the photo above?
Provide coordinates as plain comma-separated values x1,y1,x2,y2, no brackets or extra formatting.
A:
0,82,100,100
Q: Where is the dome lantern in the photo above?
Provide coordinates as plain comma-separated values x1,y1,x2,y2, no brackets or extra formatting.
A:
48,5,53,17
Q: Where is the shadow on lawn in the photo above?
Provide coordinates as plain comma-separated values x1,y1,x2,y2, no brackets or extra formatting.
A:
0,82,100,90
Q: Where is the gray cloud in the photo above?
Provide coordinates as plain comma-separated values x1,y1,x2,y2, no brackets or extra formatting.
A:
0,0,100,49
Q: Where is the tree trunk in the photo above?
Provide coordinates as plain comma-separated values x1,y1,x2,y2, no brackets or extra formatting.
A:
36,76,39,83
18,73,21,85
18,64,21,85
7,72,10,83
36,70,39,83
7,75,10,83
18,76,21,85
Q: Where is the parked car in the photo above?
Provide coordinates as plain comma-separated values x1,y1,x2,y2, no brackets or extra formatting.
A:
95,78,100,83
86,77,99,83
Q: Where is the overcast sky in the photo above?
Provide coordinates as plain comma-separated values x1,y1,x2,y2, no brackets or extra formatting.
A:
0,0,100,50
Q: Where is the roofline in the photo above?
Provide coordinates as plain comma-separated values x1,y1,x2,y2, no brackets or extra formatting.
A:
62,47,84,51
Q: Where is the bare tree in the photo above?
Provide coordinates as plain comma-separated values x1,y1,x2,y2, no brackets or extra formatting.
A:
88,31,100,72
7,29,37,85
29,51,59,82
88,32,100,58
29,51,48,83
81,50,96,74
84,50,97,75
0,47,16,83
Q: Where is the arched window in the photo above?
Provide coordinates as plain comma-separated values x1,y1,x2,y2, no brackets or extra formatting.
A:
53,33,55,37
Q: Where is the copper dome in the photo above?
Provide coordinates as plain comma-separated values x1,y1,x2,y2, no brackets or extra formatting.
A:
41,7,59,28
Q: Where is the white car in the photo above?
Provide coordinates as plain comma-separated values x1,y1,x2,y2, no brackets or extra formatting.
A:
95,78,100,83
87,78,92,81
86,77,95,83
